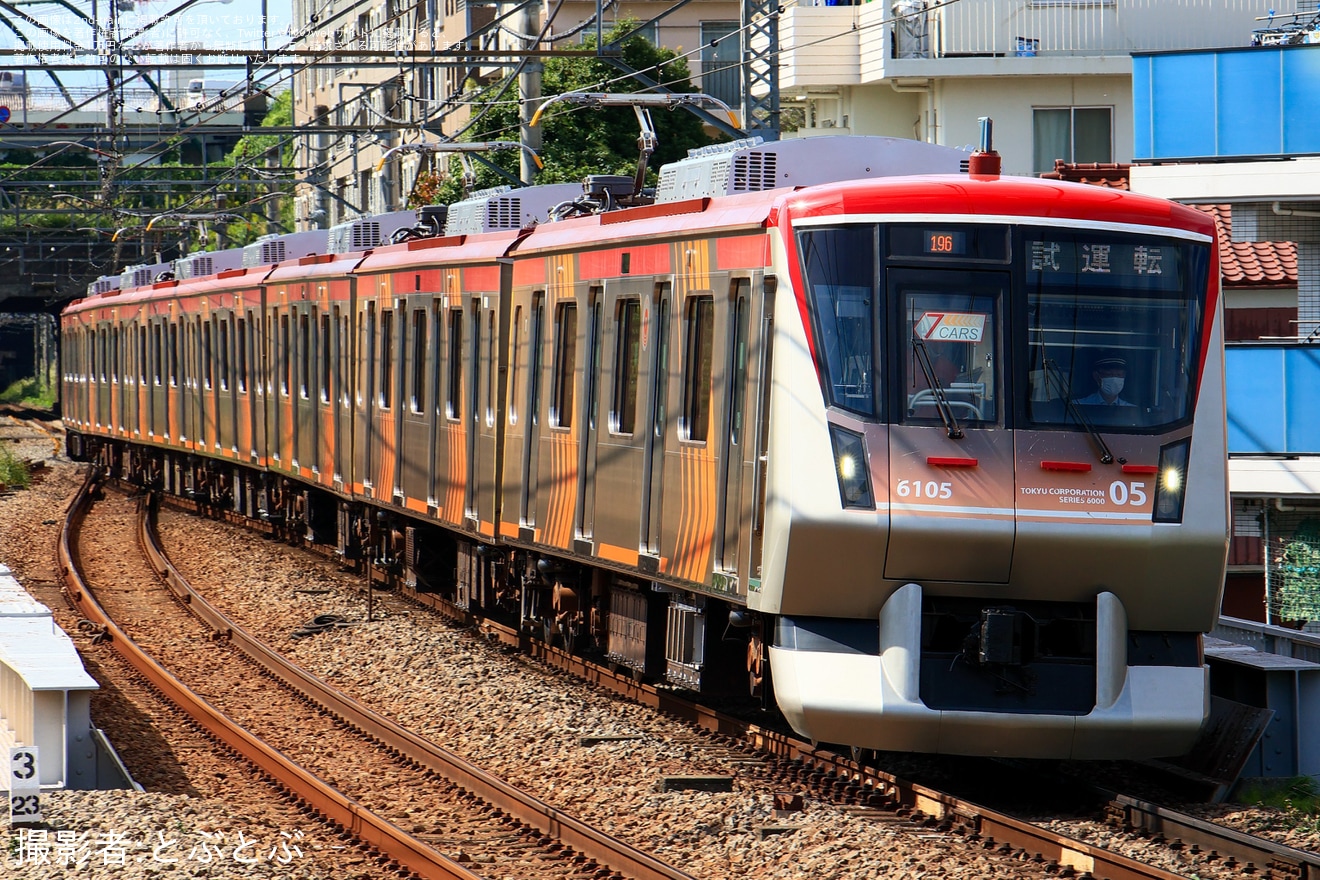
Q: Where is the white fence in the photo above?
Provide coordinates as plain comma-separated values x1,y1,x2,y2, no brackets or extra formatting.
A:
922,0,1305,58
0,565,99,788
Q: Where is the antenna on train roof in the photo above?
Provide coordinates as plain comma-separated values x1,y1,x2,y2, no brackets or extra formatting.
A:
530,92,741,205
967,116,1001,178
374,141,544,193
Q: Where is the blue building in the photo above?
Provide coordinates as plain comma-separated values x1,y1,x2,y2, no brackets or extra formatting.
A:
1131,39,1320,629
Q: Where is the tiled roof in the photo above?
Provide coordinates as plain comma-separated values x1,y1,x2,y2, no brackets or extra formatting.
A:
1039,160,1129,189
1193,204,1297,289
1043,162,1297,289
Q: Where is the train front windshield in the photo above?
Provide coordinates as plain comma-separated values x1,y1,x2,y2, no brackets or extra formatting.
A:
798,223,1212,433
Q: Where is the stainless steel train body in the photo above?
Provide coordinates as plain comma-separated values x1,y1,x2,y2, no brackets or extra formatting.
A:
61,136,1227,760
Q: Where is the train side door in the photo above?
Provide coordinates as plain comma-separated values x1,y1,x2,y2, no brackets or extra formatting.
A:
471,294,502,536
746,278,775,586
370,299,397,501
574,287,603,549
592,283,647,562
884,268,1014,583
640,283,672,566
518,292,545,538
464,295,480,526
398,296,428,505
716,278,753,583
358,300,376,495
333,304,349,487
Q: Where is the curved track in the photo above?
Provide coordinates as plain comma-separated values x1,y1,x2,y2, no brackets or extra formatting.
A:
393,537,1320,880
111,479,1320,880
60,471,694,880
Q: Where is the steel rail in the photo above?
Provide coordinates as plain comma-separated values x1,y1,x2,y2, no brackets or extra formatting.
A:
58,471,486,880
1108,793,1320,880
399,588,1204,880
155,490,1304,880
136,491,696,880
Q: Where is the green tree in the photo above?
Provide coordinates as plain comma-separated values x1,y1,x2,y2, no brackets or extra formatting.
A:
422,24,722,204
218,90,297,246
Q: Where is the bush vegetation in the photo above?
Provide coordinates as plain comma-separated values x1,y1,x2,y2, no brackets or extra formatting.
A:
0,375,56,410
0,446,31,490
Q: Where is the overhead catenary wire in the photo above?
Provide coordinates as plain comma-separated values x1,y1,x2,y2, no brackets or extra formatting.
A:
0,0,959,279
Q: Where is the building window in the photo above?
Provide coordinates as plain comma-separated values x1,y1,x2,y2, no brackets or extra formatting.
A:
700,22,740,111
1033,107,1112,175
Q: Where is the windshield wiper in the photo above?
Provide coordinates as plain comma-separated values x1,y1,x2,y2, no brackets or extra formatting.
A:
1041,355,1113,465
911,334,963,440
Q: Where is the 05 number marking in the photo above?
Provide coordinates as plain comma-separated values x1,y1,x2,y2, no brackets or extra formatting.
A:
11,794,40,816
896,480,952,500
1109,480,1148,506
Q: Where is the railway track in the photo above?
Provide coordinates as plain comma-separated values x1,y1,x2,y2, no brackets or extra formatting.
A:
59,470,693,880
148,487,1320,880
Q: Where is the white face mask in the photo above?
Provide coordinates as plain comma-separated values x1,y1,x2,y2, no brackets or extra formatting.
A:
1100,376,1125,398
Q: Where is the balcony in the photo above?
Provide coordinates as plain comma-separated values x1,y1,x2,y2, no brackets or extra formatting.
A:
774,0,1295,88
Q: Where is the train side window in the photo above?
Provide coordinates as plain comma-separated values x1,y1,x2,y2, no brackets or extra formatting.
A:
112,327,120,383
320,314,331,404
680,295,715,443
429,302,442,415
261,315,271,395
203,321,213,390
486,310,496,427
138,326,147,384
653,293,671,435
446,308,462,420
509,305,522,426
379,309,393,408
169,324,179,387
551,302,577,429
610,298,641,435
280,314,290,396
219,318,231,391
362,303,375,407
300,312,312,399
154,324,164,387
729,281,750,446
411,308,426,413
396,305,407,411
236,317,247,393
337,310,349,407
798,226,878,418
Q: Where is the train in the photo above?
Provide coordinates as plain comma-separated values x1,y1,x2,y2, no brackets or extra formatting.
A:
59,131,1228,760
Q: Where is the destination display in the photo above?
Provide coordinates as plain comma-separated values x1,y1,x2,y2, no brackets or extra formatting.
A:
1026,239,1183,289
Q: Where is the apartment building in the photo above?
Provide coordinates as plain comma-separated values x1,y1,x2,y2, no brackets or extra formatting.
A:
773,0,1301,175
290,0,740,228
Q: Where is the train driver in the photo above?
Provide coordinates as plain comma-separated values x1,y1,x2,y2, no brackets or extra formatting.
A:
1075,354,1134,406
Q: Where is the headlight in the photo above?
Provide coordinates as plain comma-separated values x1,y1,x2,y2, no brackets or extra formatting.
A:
1153,438,1191,523
829,424,873,509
